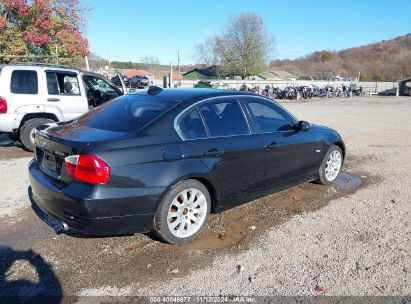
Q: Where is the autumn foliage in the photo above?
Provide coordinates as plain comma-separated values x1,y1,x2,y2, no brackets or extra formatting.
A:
271,34,411,81
0,0,89,59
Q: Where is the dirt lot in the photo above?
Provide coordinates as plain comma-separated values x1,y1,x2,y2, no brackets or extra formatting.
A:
0,96,410,301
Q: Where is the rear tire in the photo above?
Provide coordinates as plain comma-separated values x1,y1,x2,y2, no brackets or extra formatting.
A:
152,179,211,244
316,145,343,185
20,118,54,151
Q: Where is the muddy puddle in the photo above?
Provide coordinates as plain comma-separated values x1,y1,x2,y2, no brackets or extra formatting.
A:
117,171,364,283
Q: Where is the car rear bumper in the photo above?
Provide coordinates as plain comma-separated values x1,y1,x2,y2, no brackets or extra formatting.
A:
0,113,21,133
28,159,164,235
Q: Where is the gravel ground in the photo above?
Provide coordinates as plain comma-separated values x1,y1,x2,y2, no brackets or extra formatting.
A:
0,157,32,219
0,96,410,299
134,96,411,296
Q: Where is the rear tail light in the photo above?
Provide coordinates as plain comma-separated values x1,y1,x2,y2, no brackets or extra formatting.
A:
65,155,110,184
0,96,7,114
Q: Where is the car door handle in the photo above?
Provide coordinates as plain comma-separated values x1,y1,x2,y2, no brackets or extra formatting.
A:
265,142,280,149
203,149,223,157
47,98,60,102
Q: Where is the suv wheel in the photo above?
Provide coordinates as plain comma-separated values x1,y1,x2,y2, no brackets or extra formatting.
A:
153,179,211,244
20,118,54,151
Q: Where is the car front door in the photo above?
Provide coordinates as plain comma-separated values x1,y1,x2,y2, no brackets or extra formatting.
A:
240,97,319,189
45,70,88,121
178,97,266,210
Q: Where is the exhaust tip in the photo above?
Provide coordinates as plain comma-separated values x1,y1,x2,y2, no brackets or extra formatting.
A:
61,222,69,231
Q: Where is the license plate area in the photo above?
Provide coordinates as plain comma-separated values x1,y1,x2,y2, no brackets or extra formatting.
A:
41,151,57,173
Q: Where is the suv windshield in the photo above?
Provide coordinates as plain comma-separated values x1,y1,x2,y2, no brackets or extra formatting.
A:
74,95,179,132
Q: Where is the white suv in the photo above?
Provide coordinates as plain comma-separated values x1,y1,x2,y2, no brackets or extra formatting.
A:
0,63,123,151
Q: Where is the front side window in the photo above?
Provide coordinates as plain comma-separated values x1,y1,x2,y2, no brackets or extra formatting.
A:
179,109,207,140
46,72,80,95
199,98,249,137
244,98,294,132
83,75,121,107
11,70,38,94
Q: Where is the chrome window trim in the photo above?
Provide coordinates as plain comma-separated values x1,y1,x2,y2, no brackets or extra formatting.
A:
174,95,298,141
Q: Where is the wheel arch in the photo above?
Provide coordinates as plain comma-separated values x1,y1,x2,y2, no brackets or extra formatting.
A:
18,113,59,130
158,174,220,214
191,176,218,213
333,141,346,163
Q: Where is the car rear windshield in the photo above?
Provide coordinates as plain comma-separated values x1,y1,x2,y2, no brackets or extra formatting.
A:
75,94,179,132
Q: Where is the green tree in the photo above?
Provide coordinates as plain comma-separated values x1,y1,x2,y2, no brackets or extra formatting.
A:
195,13,275,79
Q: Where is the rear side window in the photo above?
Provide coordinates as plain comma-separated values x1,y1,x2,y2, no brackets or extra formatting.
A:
179,109,207,140
74,95,179,132
199,98,249,137
10,70,38,94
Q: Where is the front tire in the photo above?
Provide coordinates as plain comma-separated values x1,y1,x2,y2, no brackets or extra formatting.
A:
20,118,54,151
153,179,211,244
317,145,343,185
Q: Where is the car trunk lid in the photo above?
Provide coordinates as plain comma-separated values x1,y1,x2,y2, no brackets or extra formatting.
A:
35,123,133,180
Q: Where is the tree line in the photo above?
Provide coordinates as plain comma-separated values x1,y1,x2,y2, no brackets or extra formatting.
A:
194,14,410,82
270,34,411,81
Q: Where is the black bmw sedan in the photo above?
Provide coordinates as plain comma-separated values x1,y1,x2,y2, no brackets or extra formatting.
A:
29,87,345,244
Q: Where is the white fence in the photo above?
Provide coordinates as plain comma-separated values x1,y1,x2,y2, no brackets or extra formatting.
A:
170,79,399,95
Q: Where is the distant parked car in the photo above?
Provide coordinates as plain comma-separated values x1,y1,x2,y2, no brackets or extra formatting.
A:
0,63,123,151
130,76,149,88
111,75,130,87
29,87,345,244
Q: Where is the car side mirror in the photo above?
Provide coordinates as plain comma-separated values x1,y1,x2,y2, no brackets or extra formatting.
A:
298,120,310,131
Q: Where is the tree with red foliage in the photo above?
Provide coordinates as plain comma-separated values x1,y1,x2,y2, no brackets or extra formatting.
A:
0,0,89,60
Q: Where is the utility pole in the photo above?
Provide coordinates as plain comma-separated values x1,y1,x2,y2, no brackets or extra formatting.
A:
85,56,90,71
55,45,59,65
170,61,173,88
178,51,180,78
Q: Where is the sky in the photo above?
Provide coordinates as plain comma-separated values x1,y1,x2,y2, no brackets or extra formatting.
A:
86,0,411,65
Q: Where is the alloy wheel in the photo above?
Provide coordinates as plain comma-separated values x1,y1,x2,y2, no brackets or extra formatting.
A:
325,150,342,182
167,188,208,238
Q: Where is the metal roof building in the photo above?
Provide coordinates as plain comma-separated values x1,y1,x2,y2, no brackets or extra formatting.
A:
258,70,296,81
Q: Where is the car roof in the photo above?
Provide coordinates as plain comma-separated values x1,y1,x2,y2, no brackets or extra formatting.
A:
81,70,109,79
139,87,261,102
0,63,114,80
0,63,80,73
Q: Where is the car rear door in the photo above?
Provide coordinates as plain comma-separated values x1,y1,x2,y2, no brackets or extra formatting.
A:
178,97,266,209
240,97,318,188
44,70,88,121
